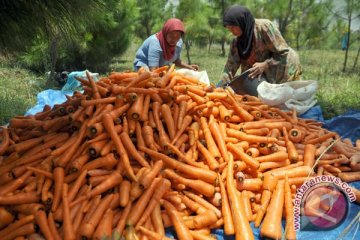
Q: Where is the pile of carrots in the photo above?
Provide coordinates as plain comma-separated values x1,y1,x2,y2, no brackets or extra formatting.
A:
0,65,360,240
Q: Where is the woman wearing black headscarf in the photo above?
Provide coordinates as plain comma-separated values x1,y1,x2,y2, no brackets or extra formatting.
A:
216,5,302,90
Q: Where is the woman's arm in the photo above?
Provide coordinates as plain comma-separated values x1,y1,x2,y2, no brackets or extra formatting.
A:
174,59,199,71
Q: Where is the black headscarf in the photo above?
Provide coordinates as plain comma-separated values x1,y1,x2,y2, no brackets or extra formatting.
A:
223,5,255,59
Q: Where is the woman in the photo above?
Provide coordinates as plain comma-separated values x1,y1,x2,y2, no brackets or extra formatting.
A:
134,18,199,71
216,5,301,88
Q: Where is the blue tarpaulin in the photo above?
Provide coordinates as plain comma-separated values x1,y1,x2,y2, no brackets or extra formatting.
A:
24,90,360,240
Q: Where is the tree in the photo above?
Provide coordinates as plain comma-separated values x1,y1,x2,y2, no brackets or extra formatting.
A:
0,0,104,53
134,0,169,40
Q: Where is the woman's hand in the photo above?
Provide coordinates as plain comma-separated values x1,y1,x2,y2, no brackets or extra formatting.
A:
189,64,199,71
248,60,269,79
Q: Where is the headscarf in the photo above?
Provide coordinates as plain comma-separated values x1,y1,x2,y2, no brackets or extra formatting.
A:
223,5,255,59
156,18,185,61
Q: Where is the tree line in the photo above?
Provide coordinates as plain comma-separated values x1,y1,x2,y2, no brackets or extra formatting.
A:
0,0,359,75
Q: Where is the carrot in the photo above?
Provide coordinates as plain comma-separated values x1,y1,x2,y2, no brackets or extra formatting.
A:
199,117,221,159
140,160,163,189
127,178,162,226
142,125,161,151
225,89,254,122
209,120,229,162
338,171,360,182
139,147,217,184
0,170,33,196
258,159,291,172
254,151,289,163
0,127,10,155
114,201,132,237
59,184,74,240
253,190,271,228
93,208,113,240
136,178,171,229
87,171,123,198
79,194,114,239
184,210,218,229
218,173,234,235
227,143,259,169
151,203,165,236
120,131,150,168
236,178,263,192
306,132,337,144
2,223,36,240
102,113,136,181
35,210,54,240
162,199,193,240
55,121,88,167
226,152,254,240
260,180,284,240
47,212,61,240
119,179,131,207
0,207,14,229
128,93,145,121
284,176,296,240
50,167,64,212
41,178,53,206
171,115,192,145
283,126,299,163
226,128,278,143
161,104,176,140
197,141,220,171
163,169,215,197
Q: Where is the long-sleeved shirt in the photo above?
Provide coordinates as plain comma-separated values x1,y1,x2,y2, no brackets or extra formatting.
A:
217,19,302,86
133,35,183,71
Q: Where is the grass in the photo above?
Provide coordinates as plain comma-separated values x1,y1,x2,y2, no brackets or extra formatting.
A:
1,44,359,125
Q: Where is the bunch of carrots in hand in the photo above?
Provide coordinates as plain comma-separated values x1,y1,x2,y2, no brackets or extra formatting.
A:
0,65,360,240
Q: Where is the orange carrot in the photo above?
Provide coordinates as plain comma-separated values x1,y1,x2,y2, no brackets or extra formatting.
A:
139,147,217,184
218,173,235,235
338,171,360,182
200,117,221,159
209,121,229,162
136,178,171,229
120,131,150,168
119,180,131,207
254,151,289,163
127,178,162,226
35,210,54,240
62,183,76,240
227,143,259,169
226,128,277,143
140,160,163,189
161,104,176,140
284,176,296,240
0,207,14,229
47,212,61,240
164,169,215,197
151,203,165,236
102,113,136,181
226,152,254,240
51,167,64,212
254,190,272,227
197,141,220,171
162,199,193,240
260,180,284,240
93,208,113,240
282,127,298,163
79,194,114,239
171,115,192,145
0,127,10,155
114,201,132,237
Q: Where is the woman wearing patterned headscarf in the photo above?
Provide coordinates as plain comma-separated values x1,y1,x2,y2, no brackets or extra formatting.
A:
134,18,199,71
216,5,302,87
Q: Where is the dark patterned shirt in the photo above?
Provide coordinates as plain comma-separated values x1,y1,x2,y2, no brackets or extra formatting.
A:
217,19,302,86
